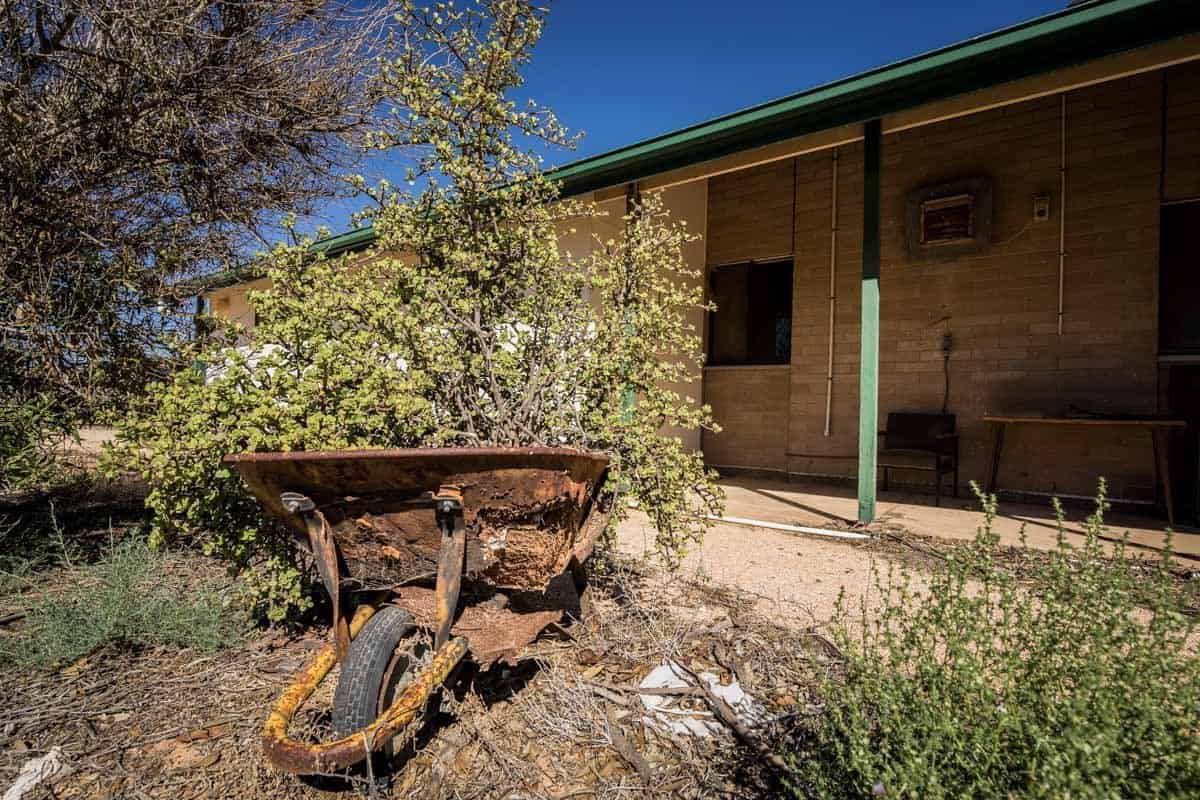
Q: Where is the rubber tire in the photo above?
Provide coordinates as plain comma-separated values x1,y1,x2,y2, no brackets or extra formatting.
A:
331,606,416,739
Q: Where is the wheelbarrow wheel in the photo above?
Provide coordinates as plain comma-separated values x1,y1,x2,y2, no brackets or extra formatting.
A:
332,605,433,752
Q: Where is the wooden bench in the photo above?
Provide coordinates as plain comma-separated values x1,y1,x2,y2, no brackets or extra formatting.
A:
981,415,1187,526
878,412,959,506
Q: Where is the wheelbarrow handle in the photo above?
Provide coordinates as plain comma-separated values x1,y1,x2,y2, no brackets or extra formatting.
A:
261,604,468,775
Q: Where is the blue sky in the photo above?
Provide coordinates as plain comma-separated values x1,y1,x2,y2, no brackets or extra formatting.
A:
309,0,1064,237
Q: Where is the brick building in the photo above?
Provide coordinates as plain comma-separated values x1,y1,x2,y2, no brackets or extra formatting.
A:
203,0,1200,524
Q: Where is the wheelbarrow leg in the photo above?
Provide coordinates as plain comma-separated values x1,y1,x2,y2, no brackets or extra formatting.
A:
568,556,594,625
282,492,351,660
433,486,467,650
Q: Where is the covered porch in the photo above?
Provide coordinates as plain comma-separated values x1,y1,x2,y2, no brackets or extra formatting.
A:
693,55,1200,529
615,472,1199,630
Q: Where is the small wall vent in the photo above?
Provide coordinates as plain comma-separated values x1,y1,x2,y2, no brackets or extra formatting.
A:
905,177,993,260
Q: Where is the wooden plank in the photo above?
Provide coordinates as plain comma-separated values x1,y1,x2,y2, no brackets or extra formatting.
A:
981,416,1185,427
982,416,1184,525
1150,427,1176,526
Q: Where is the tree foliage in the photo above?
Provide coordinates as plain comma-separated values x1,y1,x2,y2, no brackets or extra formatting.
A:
111,0,723,620
0,0,386,488
110,247,437,620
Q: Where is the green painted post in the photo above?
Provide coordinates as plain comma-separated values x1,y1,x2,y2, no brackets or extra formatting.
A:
858,119,882,524
621,183,640,423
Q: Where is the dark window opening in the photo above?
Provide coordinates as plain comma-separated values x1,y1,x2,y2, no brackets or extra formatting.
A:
707,260,793,366
1160,203,1200,354
920,194,975,245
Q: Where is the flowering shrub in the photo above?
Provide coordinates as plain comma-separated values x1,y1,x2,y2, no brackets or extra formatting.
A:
789,483,1200,799
108,1,721,620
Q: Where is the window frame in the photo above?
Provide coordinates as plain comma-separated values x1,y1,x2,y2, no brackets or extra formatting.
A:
904,176,993,260
705,258,794,368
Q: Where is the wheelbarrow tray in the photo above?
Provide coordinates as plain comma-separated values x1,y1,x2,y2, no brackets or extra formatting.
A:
224,446,610,592
227,446,612,775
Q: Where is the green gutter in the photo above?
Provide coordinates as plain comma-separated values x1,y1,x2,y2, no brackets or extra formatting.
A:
193,0,1199,292
310,225,377,258
194,226,377,292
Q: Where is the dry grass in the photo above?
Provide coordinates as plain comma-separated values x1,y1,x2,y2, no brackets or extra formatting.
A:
0,549,827,799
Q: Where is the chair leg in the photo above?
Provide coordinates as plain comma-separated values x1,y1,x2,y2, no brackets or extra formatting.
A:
882,466,889,492
935,461,942,507
953,464,959,498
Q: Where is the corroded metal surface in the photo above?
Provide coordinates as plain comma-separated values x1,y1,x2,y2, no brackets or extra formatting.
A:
234,448,614,775
306,509,350,660
261,603,467,775
571,497,612,565
388,587,563,668
432,487,466,650
224,448,609,591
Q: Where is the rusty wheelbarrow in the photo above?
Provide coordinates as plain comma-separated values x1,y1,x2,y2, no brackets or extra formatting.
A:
224,446,611,775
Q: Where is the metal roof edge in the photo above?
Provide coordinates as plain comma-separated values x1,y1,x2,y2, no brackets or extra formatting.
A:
194,225,378,293
309,225,377,257
547,0,1198,195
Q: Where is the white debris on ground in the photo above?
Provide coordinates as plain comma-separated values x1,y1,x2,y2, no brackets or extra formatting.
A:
638,660,771,738
3,747,66,800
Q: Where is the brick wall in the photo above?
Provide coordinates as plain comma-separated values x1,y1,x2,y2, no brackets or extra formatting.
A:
706,159,795,265
701,160,797,471
656,182,710,453
700,366,790,471
701,69,1191,500
207,277,270,343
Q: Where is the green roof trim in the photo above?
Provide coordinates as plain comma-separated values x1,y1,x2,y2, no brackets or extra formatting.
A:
310,225,377,258
196,0,1199,293
196,225,377,292
548,0,1200,196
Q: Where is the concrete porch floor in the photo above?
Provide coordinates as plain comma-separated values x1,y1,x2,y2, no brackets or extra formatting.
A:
713,475,1200,559
615,475,1199,629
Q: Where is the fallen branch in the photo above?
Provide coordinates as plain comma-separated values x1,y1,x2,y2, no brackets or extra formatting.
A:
605,707,653,785
584,679,702,699
670,662,790,774
628,685,704,698
883,530,948,561
583,683,626,706
801,631,845,662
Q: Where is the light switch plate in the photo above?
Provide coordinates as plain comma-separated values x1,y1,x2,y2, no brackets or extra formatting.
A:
1033,192,1051,222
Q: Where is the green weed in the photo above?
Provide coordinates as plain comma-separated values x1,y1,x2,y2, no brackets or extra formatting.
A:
788,481,1200,799
1,538,241,670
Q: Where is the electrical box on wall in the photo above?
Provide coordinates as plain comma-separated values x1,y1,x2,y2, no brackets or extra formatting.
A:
1033,192,1052,222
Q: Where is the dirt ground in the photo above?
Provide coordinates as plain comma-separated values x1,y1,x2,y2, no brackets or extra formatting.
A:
5,491,1191,800
615,514,889,632
0,530,852,800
